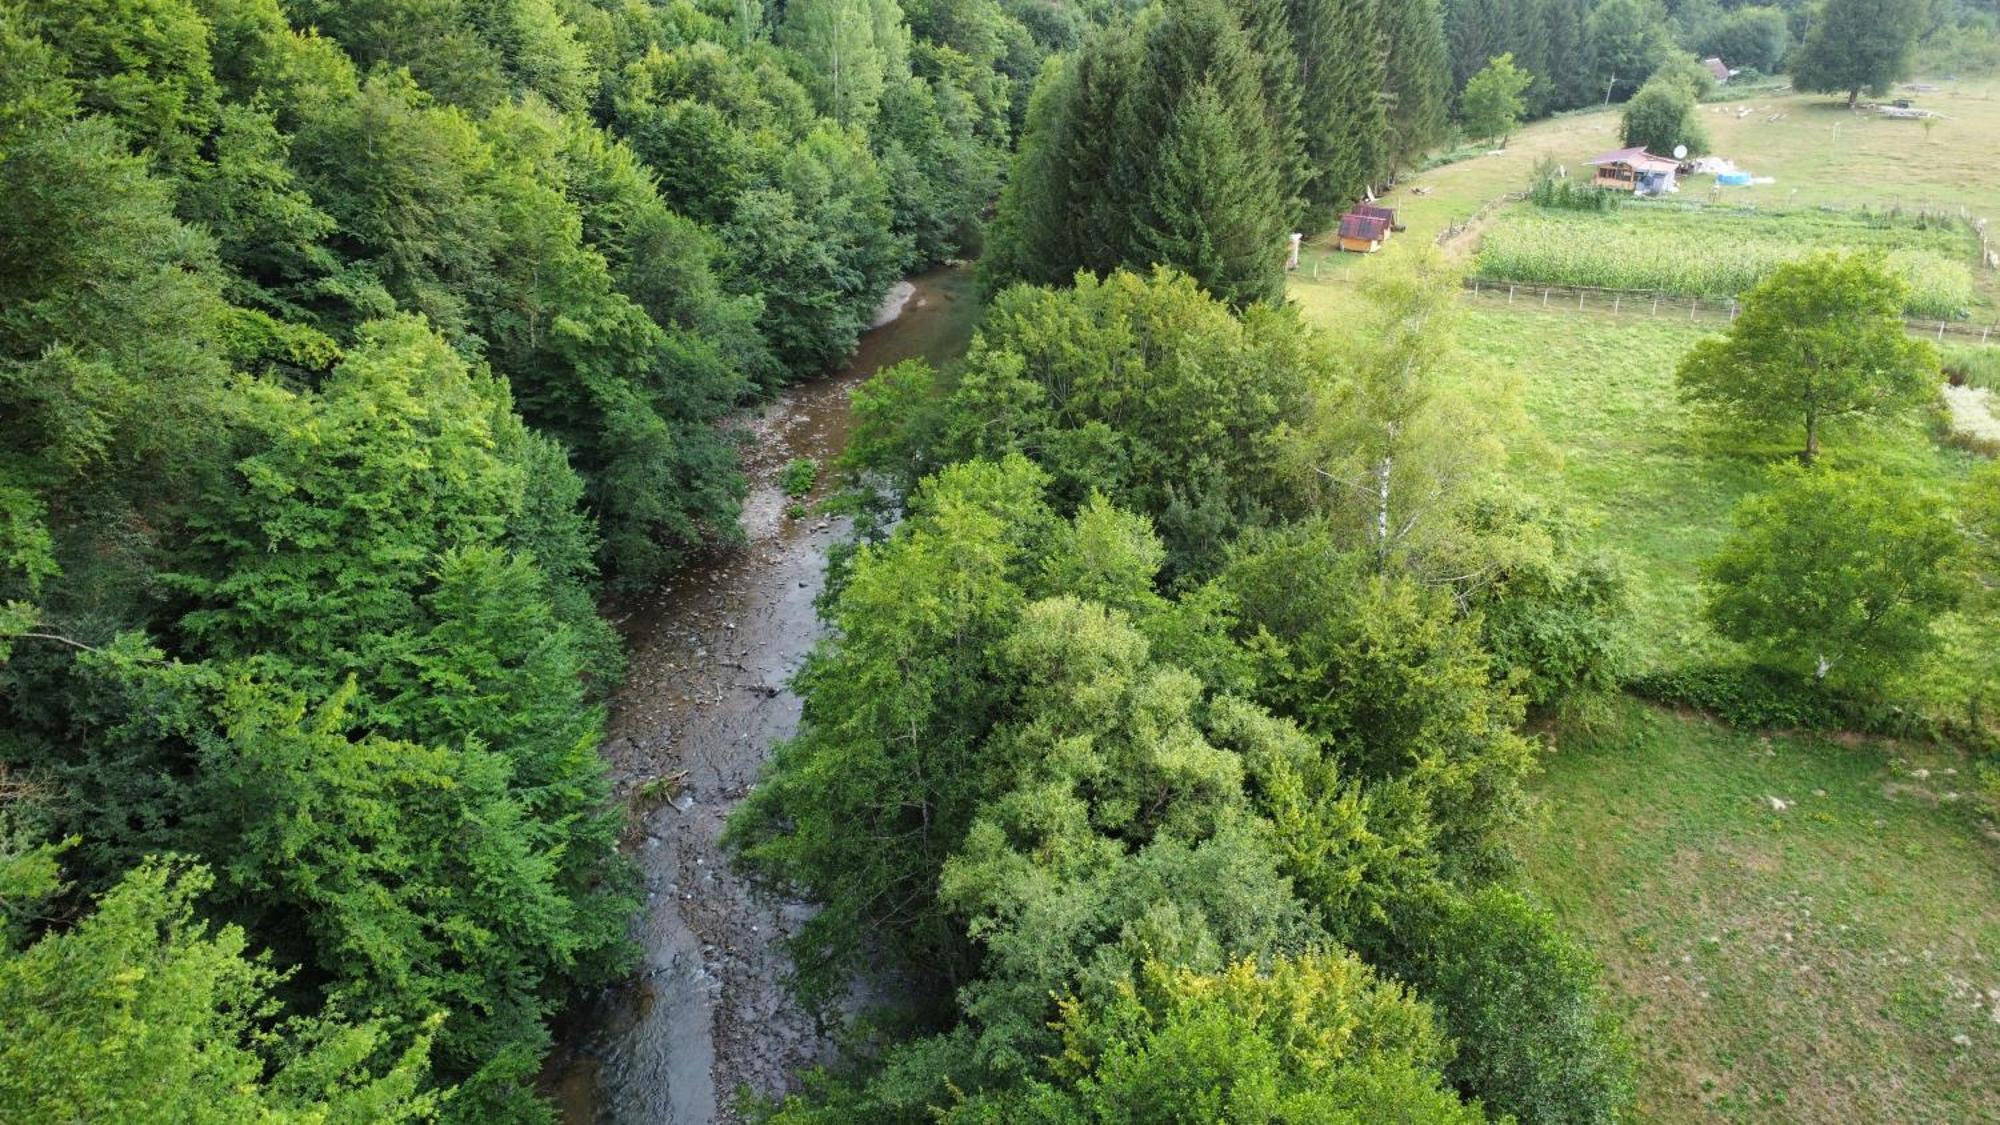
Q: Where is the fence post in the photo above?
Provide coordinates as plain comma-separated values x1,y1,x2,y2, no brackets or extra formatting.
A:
1690,298,1697,322
1938,322,1947,343
1509,284,1515,304
1652,294,1659,316
1984,327,1991,345
1730,300,1739,322
1543,287,1550,307
1614,294,1621,315
1578,289,1586,311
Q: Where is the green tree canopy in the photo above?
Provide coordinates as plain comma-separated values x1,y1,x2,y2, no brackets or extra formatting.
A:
1620,73,1708,155
1375,884,1634,1125
1792,0,1922,108
1703,465,1964,689
1704,7,1789,74
0,858,436,1122
929,268,1325,579
1585,0,1669,103
937,955,1483,1123
1676,253,1937,464
1459,52,1531,144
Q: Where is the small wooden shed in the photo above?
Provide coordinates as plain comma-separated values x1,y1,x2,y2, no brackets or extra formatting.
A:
1352,202,1401,231
1337,212,1391,253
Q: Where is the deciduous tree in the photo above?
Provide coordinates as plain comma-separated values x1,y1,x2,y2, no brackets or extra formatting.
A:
1459,52,1530,144
1703,465,1963,689
1621,73,1707,155
1792,0,1922,108
1676,254,1937,464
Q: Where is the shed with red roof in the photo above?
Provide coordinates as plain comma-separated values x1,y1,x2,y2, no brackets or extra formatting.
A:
1337,211,1391,253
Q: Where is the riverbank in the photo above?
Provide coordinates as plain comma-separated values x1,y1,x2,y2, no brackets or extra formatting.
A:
547,264,979,1124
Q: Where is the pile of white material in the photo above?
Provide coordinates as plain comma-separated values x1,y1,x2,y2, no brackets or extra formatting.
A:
1690,156,1742,175
1943,381,2000,448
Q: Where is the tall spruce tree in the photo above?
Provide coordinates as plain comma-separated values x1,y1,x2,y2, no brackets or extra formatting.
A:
1228,0,1308,220
1129,0,1287,304
1444,0,1510,89
988,0,1288,307
1136,81,1287,306
1540,0,1594,111
1291,0,1390,229
1380,0,1452,169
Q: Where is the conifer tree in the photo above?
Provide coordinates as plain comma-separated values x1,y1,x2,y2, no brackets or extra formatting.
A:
1540,0,1594,111
1291,0,1389,229
1136,82,1286,307
1444,0,1510,89
988,0,1289,307
1379,0,1451,170
1228,0,1308,219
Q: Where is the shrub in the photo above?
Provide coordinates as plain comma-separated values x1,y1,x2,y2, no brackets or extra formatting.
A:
1476,550,1628,711
1528,170,1622,212
1942,343,2000,391
1629,661,1843,729
1621,75,1709,156
1380,885,1635,1125
779,456,819,498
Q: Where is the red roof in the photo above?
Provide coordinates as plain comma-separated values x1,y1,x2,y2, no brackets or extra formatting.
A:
1702,56,1730,81
1338,213,1390,240
1587,146,1680,173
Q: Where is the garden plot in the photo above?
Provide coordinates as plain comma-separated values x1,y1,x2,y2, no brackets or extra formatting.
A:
1474,204,1980,319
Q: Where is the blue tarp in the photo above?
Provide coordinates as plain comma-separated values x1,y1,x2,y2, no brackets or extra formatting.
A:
1717,171,1753,186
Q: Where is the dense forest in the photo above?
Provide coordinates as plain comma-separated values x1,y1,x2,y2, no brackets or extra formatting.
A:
1,0,1995,1120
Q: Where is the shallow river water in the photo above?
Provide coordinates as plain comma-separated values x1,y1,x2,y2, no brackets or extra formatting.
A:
546,264,978,1124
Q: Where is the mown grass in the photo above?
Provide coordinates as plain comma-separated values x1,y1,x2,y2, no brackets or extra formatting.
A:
1692,81,2000,216
1445,304,1980,679
1517,699,2000,1123
1295,77,2000,294
1291,76,2000,1125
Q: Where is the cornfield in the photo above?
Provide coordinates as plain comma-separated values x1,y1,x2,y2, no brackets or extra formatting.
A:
1474,208,1979,319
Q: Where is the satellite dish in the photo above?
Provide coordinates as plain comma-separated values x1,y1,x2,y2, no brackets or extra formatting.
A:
1673,144,1689,160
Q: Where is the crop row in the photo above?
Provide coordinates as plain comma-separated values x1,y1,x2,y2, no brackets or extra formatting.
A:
1474,210,1977,319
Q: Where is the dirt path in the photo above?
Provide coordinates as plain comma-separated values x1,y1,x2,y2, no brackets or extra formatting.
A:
547,264,977,1124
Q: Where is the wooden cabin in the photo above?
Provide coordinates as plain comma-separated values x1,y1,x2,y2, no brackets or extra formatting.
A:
1337,212,1391,253
1352,203,1401,231
1586,146,1681,194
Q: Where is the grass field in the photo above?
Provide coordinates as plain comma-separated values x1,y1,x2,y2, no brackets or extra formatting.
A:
1447,304,1980,678
1292,77,2000,1125
1519,700,2000,1123
1295,77,2000,285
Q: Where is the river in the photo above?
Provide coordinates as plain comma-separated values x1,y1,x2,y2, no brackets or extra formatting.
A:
546,263,979,1124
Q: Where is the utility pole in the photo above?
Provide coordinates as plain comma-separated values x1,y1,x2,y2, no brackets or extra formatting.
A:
1603,75,1617,106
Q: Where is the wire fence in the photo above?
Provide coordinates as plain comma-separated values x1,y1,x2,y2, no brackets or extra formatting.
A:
1458,277,2000,345
1435,191,1525,246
